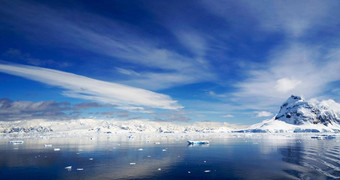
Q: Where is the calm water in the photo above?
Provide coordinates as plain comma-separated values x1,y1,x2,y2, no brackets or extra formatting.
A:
0,134,339,180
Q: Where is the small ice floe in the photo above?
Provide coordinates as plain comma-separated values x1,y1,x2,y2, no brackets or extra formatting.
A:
54,148,61,151
162,149,167,152
44,144,52,147
187,140,209,145
13,147,19,150
89,158,94,161
157,168,162,171
76,152,80,155
65,166,72,171
76,168,84,171
130,162,136,165
154,142,161,145
188,171,191,174
311,135,336,140
204,170,211,173
147,155,151,158
138,148,143,151
203,160,207,163
9,140,24,145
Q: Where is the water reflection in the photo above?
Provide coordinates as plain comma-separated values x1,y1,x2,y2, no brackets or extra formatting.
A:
0,134,339,179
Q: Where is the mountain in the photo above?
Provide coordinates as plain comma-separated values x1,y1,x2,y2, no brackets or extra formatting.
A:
0,119,234,136
1,95,340,136
240,95,340,133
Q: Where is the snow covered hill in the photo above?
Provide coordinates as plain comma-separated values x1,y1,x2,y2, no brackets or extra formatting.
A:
1,95,340,136
240,95,340,133
0,119,234,136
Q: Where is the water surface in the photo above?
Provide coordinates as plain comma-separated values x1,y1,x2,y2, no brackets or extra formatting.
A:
0,134,339,179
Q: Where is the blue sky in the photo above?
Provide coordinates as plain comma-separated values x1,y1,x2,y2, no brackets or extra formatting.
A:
1,0,340,125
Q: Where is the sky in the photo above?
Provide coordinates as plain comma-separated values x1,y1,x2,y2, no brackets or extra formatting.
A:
1,0,340,125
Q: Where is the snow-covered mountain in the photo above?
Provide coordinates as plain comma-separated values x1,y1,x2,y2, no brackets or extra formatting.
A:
1,95,340,136
0,119,234,136
241,95,340,133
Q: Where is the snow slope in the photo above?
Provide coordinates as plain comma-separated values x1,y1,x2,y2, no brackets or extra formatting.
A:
0,119,234,136
240,95,340,133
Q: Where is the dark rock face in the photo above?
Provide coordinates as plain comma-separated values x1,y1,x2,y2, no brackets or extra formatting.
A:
275,95,340,126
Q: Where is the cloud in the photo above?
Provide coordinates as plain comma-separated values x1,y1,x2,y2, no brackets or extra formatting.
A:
202,0,339,38
2,48,70,68
233,43,340,110
116,68,141,76
221,114,234,118
256,111,273,118
0,1,215,90
152,110,190,122
0,98,70,121
73,102,109,110
0,63,183,110
274,78,301,93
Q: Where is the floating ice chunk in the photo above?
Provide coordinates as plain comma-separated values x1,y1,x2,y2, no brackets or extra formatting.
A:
162,149,167,152
9,140,24,145
44,144,52,147
204,170,211,173
188,171,191,174
89,158,94,160
13,147,19,150
147,155,151,158
130,162,136,165
76,168,83,171
65,166,72,171
311,135,336,140
203,160,206,163
154,142,161,145
138,148,143,151
54,148,61,151
187,140,209,145
158,168,161,171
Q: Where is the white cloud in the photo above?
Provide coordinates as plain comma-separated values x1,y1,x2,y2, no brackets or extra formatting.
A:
233,43,340,109
222,114,234,118
256,111,273,118
274,78,301,93
0,1,215,90
116,68,140,76
202,0,338,38
0,63,183,110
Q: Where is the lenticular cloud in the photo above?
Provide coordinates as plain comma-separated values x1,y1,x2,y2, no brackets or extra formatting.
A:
0,63,183,110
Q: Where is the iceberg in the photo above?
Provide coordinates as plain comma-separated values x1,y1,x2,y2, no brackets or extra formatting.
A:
187,140,209,145
9,140,24,144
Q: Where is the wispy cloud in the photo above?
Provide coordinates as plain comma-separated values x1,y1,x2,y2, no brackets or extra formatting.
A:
221,114,234,118
255,111,273,118
2,48,70,68
0,63,183,110
233,43,340,110
202,0,339,38
0,0,215,90
0,98,69,121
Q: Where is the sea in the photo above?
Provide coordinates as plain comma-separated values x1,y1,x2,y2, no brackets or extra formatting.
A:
0,134,339,180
